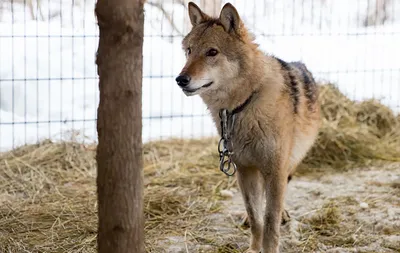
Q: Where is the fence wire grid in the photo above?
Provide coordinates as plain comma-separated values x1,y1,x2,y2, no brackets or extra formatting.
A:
0,0,399,151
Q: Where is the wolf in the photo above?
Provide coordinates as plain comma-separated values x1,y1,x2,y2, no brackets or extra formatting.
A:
175,2,321,253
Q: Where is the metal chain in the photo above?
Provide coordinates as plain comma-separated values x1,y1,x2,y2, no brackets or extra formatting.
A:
215,91,257,176
218,109,237,176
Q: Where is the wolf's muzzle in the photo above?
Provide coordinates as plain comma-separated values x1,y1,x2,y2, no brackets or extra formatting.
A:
175,75,191,87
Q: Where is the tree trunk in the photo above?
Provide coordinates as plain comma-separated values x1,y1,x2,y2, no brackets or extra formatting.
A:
95,0,144,253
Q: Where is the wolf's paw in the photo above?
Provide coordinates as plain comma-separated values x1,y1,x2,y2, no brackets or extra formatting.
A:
281,209,291,225
245,249,261,253
238,209,291,227
241,212,250,228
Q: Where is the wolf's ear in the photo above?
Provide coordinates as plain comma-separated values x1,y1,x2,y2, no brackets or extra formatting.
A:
188,2,206,26
219,3,241,34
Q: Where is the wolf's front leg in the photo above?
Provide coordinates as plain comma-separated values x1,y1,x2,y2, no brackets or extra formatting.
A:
262,170,287,253
240,174,293,227
237,167,264,253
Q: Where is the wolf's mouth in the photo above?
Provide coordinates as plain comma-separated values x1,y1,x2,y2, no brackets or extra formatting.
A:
182,81,213,93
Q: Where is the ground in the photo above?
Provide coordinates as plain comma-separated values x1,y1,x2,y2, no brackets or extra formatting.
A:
0,140,399,253
161,162,400,253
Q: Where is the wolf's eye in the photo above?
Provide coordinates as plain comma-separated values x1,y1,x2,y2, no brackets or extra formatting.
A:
206,48,218,57
187,47,191,55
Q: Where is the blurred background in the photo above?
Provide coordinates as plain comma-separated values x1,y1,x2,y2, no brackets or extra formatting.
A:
0,0,399,151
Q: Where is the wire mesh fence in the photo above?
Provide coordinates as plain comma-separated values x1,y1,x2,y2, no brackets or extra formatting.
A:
0,0,399,151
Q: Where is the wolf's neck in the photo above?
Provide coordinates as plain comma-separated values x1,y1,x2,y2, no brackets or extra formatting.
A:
200,79,258,113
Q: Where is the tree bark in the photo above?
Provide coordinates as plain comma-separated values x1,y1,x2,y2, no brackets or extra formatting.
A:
95,0,144,253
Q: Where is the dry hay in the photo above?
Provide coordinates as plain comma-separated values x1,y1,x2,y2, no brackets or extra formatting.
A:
303,84,400,169
0,83,399,252
0,141,98,252
297,196,400,252
0,139,237,252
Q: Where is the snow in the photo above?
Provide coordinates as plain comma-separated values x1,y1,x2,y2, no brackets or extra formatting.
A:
0,0,399,151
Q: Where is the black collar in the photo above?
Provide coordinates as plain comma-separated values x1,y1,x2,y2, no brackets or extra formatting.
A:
227,90,257,116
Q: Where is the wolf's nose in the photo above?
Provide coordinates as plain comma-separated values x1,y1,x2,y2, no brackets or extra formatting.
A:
175,75,191,87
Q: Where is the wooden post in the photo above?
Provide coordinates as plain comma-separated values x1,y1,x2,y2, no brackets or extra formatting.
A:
95,0,145,252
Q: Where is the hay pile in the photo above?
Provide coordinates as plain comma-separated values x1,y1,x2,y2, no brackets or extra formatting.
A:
303,84,400,168
0,141,98,252
0,84,399,252
0,139,238,252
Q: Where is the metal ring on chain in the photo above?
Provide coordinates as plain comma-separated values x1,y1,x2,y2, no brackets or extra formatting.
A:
220,157,237,176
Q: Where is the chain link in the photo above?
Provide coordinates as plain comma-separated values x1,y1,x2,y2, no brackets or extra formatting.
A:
218,109,237,176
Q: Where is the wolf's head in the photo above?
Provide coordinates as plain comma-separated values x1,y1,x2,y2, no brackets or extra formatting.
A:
176,2,257,97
